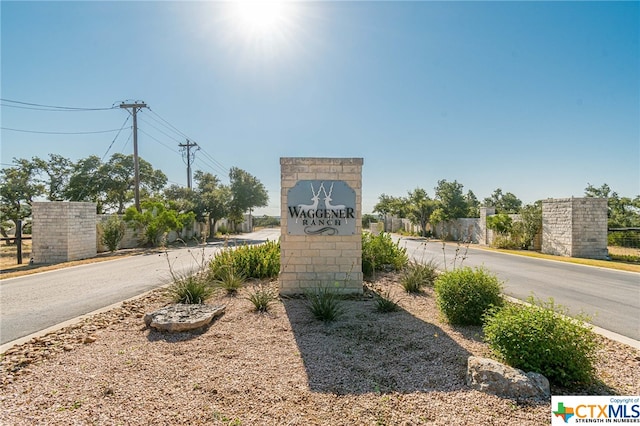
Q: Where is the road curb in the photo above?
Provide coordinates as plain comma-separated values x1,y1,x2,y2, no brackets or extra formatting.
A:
504,296,640,350
0,284,171,354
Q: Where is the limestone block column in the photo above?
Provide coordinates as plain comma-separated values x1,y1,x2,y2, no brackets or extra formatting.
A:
280,157,363,295
32,201,97,264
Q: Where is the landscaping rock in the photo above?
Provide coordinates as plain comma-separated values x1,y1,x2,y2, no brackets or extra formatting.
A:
144,304,226,332
466,356,550,399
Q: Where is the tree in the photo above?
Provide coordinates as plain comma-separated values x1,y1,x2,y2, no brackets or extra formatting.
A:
465,190,480,218
519,202,542,249
361,214,377,228
585,183,640,247
373,193,407,231
193,171,231,238
64,155,106,211
228,167,268,231
123,200,195,247
0,158,44,232
32,154,73,201
164,184,197,215
101,153,167,214
433,179,467,222
585,182,640,228
483,188,522,214
486,213,513,235
405,188,436,237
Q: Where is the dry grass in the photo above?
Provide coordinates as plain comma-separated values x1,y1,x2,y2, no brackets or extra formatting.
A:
0,239,32,270
482,246,640,273
1,275,638,426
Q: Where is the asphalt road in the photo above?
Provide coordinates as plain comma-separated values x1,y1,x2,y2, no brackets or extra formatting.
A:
399,237,640,340
0,229,280,346
1,229,637,346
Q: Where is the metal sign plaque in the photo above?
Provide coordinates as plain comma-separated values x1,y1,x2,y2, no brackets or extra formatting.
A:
287,180,356,235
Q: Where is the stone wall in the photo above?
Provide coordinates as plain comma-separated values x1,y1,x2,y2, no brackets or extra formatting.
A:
32,201,97,263
542,197,608,259
280,157,363,295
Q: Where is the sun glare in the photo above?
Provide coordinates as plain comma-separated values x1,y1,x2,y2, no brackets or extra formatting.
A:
232,1,289,35
229,1,294,40
208,0,309,65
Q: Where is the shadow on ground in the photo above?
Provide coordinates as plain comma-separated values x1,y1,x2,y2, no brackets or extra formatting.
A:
283,297,473,395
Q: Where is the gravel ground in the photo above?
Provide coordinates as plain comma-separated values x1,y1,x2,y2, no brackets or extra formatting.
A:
1,274,638,425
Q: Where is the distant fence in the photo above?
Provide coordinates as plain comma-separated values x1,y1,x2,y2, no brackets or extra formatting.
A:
0,219,31,264
608,228,640,248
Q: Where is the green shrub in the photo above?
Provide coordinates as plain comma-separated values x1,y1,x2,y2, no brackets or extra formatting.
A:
401,260,438,293
483,297,599,385
209,240,280,280
305,286,344,322
362,232,408,278
373,289,400,313
217,225,231,235
492,234,522,250
247,284,277,312
99,214,125,252
434,266,503,325
609,253,640,264
167,273,214,304
123,201,195,247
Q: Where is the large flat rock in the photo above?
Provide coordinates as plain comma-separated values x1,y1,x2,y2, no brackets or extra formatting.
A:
144,304,226,332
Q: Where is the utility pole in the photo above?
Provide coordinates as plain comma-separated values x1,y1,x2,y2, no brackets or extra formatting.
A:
119,101,147,211
179,140,199,189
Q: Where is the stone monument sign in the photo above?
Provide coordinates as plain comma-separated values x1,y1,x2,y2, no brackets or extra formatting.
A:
280,157,363,295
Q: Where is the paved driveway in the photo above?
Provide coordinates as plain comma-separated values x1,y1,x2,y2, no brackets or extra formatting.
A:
0,229,280,346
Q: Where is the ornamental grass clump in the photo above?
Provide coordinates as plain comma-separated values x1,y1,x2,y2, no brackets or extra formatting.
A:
305,286,344,322
401,260,438,293
247,284,277,313
434,266,503,325
167,273,214,304
373,289,401,313
212,264,245,295
483,297,599,386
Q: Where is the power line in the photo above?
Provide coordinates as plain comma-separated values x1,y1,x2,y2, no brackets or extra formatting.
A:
1,126,125,135
147,108,192,141
0,98,117,111
138,116,183,144
146,106,231,174
138,128,181,154
141,112,186,141
100,116,131,161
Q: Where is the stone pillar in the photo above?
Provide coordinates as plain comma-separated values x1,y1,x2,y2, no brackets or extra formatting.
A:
32,202,97,264
542,197,608,259
280,157,363,295
479,207,495,246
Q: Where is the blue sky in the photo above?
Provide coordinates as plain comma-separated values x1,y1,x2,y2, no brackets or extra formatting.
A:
1,1,638,216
